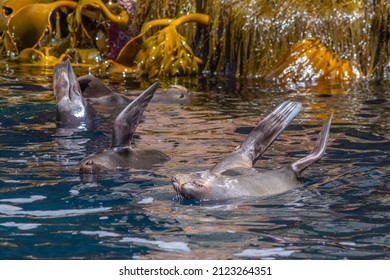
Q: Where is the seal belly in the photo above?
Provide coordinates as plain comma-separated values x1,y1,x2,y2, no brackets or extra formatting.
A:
206,167,302,200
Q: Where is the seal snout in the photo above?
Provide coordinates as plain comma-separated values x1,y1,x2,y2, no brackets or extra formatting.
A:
80,159,96,173
172,174,186,192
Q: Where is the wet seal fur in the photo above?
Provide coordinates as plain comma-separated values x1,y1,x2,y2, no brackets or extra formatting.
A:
53,59,96,128
77,74,190,106
79,82,170,173
172,101,333,201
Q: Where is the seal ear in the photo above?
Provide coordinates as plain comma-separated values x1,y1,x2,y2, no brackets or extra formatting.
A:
110,82,160,148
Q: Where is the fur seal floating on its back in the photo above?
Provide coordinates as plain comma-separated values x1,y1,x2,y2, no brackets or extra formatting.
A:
79,82,170,173
172,101,333,201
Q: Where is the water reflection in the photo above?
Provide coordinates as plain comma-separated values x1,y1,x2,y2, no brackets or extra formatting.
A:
0,67,389,259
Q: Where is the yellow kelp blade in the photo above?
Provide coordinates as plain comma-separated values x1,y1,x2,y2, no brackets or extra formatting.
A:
1,0,54,17
0,0,55,31
135,25,202,77
114,13,209,78
265,37,363,82
17,47,68,66
6,1,77,52
115,18,173,66
1,30,16,52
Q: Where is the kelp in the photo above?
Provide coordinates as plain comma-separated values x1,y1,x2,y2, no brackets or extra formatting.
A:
197,0,389,79
113,13,209,77
124,0,388,79
264,37,363,82
17,47,68,65
0,0,54,32
67,0,129,46
0,0,388,80
5,1,77,52
1,0,129,54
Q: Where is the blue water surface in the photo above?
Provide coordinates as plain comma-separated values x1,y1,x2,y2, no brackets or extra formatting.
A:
0,64,389,259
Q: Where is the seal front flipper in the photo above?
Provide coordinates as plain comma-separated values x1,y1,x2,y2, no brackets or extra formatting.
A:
291,113,333,177
53,59,95,128
211,101,302,174
111,82,160,148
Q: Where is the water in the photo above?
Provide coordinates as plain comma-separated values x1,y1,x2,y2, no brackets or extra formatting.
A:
0,63,389,259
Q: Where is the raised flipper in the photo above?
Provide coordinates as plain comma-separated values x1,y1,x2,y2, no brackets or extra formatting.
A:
78,75,131,106
53,59,81,102
211,101,302,174
111,82,160,148
78,75,113,98
53,59,94,127
290,113,333,177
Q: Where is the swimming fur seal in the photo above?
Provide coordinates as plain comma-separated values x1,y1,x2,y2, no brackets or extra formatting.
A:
78,74,190,106
53,59,95,128
172,101,333,201
79,82,170,173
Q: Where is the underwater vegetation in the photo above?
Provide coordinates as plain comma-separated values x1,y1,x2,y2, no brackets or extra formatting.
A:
0,0,388,80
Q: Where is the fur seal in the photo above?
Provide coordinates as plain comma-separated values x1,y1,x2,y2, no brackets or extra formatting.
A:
77,74,190,106
172,101,333,201
77,74,130,107
79,82,170,173
53,59,95,128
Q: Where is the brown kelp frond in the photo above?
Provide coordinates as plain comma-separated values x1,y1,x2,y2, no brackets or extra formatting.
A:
0,0,129,66
17,47,68,66
265,37,363,82
114,13,209,78
5,1,77,52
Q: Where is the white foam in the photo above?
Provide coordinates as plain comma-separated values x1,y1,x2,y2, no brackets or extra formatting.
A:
0,195,46,204
0,222,41,230
137,197,154,205
7,159,27,163
0,204,111,218
235,247,295,258
120,237,190,252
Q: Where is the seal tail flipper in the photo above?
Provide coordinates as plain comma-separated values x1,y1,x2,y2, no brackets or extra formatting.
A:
111,82,160,148
211,101,302,174
290,113,333,178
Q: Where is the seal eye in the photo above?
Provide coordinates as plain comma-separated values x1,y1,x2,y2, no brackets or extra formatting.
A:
85,160,94,166
179,93,184,98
